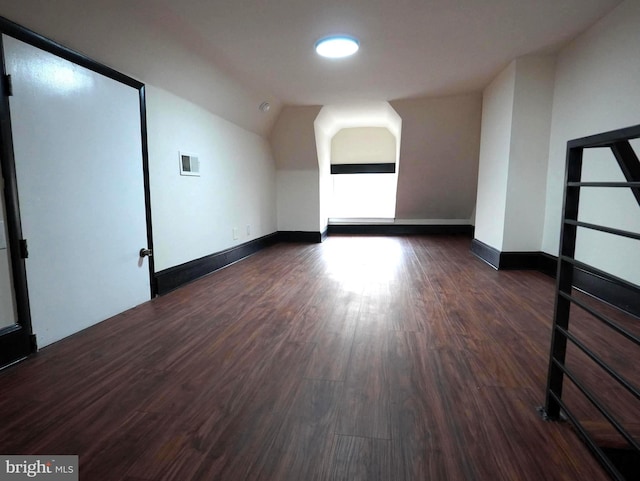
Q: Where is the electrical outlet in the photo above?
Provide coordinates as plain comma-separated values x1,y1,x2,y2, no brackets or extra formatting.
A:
232,228,238,240
246,225,251,236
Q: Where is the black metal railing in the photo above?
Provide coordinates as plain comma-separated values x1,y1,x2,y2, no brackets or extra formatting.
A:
542,124,640,481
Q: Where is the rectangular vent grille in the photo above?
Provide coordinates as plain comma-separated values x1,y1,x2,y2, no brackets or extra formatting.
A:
179,152,200,176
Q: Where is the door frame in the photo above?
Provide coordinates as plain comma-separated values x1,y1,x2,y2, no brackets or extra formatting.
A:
0,16,156,366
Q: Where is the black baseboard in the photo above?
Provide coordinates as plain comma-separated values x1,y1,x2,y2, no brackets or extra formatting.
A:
470,239,500,268
328,224,474,236
573,266,640,318
155,233,279,295
472,240,559,272
499,251,541,270
278,231,324,243
538,252,558,278
155,231,326,295
524,252,640,317
471,242,640,318
0,325,32,368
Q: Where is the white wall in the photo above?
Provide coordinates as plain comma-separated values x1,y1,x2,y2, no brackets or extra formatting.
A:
331,127,396,165
390,94,481,222
475,55,555,252
502,55,556,251
270,105,322,232
276,170,321,232
0,4,281,275
0,0,280,136
475,64,515,249
147,86,277,271
542,0,640,284
316,119,332,233
272,98,481,230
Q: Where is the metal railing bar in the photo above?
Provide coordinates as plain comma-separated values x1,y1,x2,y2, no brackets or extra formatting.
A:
558,291,640,346
546,126,640,481
610,141,640,208
546,390,626,481
567,124,640,148
552,358,640,453
564,219,640,241
555,326,640,402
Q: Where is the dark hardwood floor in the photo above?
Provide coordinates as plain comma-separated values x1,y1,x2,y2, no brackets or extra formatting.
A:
0,235,632,480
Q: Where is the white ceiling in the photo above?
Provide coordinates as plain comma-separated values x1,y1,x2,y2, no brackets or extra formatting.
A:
158,0,622,105
0,0,624,134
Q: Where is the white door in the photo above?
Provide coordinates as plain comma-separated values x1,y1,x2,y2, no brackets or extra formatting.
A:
4,35,151,348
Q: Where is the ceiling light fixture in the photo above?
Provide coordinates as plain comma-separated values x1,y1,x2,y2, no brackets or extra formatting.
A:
315,36,359,58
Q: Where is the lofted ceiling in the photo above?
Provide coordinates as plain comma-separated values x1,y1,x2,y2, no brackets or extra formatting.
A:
158,0,622,105
0,0,624,133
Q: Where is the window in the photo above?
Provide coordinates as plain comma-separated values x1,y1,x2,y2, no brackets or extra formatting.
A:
330,173,397,219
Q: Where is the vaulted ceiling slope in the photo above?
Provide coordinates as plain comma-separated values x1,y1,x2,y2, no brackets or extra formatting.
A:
144,0,621,105
0,0,622,134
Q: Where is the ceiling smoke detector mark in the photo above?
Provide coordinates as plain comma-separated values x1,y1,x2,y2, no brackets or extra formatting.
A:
179,152,200,176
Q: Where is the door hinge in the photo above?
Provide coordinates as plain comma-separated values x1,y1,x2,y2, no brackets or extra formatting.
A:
3,75,13,96
19,239,28,259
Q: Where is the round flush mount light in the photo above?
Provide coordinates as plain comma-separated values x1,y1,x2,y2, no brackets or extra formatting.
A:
315,36,359,58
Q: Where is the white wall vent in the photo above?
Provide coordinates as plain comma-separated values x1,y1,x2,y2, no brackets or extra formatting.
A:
179,152,200,176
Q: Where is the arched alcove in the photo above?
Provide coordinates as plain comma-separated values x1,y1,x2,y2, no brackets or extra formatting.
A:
313,101,402,231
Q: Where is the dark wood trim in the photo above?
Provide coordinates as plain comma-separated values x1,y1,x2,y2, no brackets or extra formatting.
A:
472,246,557,272
321,228,328,242
138,85,156,297
573,266,640,319
329,224,473,236
0,34,35,367
155,233,279,295
501,251,560,274
470,239,500,269
156,230,327,294
538,252,559,278
278,231,324,243
330,163,396,174
0,16,154,365
471,245,640,319
0,16,143,89
499,251,543,270
0,324,31,367
472,244,558,273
